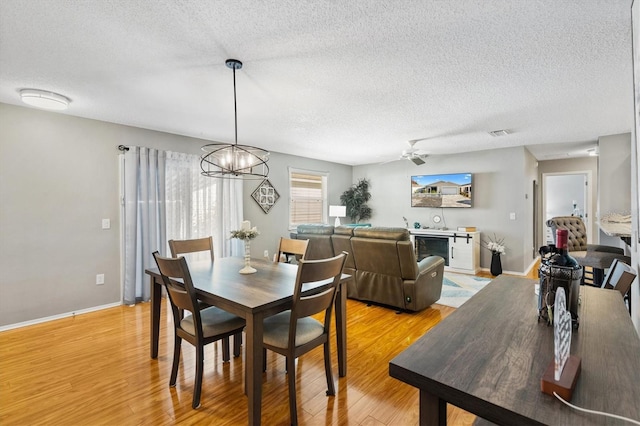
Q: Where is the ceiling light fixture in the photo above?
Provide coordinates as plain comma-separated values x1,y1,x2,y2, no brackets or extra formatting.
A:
20,89,70,110
200,59,269,179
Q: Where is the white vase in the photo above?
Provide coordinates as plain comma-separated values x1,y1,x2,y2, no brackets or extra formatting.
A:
239,238,257,274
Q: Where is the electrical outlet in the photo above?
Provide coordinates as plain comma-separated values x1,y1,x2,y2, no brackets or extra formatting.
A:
102,219,111,229
96,274,105,285
264,250,269,258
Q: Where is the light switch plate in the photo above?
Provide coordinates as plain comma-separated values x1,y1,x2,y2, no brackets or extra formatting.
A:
102,219,111,229
509,212,516,220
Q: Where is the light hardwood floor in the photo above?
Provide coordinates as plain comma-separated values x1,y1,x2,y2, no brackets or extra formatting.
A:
1,269,535,425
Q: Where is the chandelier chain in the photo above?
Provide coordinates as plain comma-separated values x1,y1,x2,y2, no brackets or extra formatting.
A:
232,64,238,146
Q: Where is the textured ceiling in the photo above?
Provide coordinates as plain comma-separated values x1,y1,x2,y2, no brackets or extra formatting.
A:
0,0,634,165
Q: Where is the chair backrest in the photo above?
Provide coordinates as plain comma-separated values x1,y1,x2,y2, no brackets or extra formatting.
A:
602,259,637,296
152,251,202,334
546,216,588,252
169,236,214,262
276,237,309,263
289,252,347,340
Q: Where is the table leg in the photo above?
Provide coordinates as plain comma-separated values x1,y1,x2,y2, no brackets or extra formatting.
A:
246,312,264,425
150,276,162,359
335,280,348,377
419,389,447,426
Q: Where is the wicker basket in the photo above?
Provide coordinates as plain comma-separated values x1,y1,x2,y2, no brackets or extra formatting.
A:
538,261,582,328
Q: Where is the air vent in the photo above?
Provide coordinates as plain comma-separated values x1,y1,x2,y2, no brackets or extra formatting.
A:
488,129,510,137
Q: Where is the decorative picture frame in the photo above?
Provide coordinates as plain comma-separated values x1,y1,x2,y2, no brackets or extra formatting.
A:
251,179,280,214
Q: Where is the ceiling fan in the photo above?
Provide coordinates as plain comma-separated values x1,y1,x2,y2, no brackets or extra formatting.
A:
383,140,429,165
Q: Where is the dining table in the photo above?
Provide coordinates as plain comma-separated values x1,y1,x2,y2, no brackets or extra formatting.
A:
145,256,351,425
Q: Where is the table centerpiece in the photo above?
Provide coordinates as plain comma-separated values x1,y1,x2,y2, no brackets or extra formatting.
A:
231,220,260,274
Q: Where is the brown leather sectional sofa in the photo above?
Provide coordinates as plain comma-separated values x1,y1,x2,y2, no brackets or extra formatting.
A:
295,224,445,312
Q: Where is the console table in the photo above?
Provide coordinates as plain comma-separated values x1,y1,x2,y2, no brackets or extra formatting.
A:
409,229,480,274
389,275,640,425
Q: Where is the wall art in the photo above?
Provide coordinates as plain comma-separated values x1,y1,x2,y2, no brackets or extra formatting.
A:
251,179,280,214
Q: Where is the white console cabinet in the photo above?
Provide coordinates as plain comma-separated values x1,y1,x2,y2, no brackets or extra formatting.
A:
409,229,481,274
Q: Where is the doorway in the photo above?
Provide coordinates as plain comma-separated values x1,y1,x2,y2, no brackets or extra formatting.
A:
542,172,591,244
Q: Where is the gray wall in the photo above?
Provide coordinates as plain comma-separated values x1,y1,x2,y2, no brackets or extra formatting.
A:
353,146,538,274
523,149,538,260
2,103,120,326
242,153,352,261
0,103,210,326
0,102,352,327
598,133,631,249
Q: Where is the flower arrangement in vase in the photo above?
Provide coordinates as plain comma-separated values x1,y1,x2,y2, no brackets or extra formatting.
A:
484,235,505,255
231,220,259,274
483,234,505,276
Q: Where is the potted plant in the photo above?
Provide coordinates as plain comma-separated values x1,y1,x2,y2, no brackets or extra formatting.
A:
339,178,372,224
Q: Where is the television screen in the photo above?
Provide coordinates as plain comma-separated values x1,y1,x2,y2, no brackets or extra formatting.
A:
411,173,472,208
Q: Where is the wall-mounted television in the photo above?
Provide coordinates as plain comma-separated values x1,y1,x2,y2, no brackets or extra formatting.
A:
411,173,472,208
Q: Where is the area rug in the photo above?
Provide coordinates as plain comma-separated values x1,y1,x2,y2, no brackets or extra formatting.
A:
436,273,492,308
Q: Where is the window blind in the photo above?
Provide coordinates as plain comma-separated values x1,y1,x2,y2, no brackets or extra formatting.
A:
290,172,324,226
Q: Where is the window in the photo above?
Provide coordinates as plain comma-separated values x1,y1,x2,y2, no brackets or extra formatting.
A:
289,168,328,229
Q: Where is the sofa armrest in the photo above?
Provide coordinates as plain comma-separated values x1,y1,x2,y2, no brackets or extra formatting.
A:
403,255,445,311
417,255,445,276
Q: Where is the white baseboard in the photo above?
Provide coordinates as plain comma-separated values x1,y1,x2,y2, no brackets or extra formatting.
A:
479,267,528,277
479,257,540,278
0,302,122,332
524,257,541,277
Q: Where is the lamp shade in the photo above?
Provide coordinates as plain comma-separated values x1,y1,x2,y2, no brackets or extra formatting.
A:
329,205,346,217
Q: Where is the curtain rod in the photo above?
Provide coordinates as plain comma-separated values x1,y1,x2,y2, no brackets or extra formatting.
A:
117,145,130,152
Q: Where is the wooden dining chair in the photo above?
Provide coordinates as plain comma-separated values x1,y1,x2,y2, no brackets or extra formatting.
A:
169,236,214,262
169,236,242,353
262,251,347,425
276,237,309,264
152,252,246,409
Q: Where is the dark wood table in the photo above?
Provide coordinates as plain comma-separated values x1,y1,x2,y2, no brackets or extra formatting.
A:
146,256,350,426
389,275,640,425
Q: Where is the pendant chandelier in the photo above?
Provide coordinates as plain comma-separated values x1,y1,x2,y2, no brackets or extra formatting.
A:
200,59,269,179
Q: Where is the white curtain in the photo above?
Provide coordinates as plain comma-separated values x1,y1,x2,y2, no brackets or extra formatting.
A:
217,177,244,257
164,151,244,259
122,147,243,305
